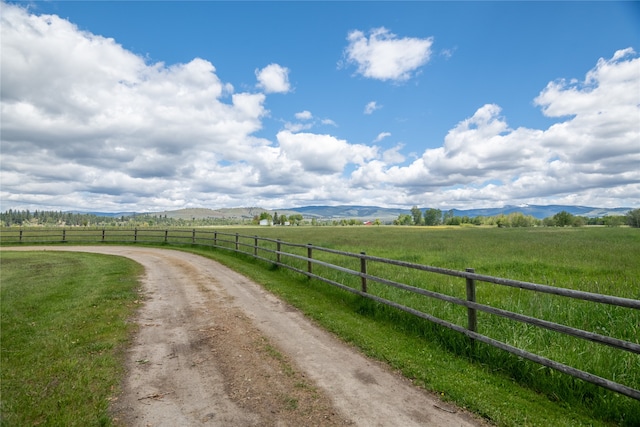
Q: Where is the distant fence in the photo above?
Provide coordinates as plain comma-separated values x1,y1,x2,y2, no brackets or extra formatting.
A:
2,227,639,401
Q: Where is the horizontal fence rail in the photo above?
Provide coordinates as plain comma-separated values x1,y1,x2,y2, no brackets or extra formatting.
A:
2,227,639,401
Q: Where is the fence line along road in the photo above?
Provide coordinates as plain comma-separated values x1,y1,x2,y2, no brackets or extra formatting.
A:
2,227,639,401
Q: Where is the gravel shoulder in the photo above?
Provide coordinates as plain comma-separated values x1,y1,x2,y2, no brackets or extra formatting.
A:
4,246,490,426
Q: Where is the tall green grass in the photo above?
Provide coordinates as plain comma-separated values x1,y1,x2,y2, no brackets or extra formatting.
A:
0,251,142,426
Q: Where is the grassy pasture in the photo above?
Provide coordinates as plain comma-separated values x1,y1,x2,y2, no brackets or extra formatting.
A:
1,225,638,425
187,226,640,425
0,251,142,426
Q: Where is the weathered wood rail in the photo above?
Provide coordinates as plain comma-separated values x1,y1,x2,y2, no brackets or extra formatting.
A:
2,227,639,401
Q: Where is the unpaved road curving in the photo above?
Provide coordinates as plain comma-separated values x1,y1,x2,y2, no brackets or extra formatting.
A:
6,246,490,426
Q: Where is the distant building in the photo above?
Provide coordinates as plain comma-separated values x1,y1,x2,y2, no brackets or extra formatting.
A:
259,219,271,226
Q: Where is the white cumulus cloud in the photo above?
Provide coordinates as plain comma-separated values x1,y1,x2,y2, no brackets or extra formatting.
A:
295,110,313,120
343,27,433,82
255,63,291,93
276,130,378,174
357,49,640,207
0,3,270,211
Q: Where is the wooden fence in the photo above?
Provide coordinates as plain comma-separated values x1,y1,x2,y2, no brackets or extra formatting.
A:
2,227,639,401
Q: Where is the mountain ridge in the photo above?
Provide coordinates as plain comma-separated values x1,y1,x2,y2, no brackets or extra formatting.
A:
285,204,634,220
76,204,634,221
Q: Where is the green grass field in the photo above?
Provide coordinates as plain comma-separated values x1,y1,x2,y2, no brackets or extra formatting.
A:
1,226,638,425
0,251,142,426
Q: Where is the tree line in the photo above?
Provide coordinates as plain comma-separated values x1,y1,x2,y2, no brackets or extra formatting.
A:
252,211,304,225
2,208,640,228
0,210,251,227
393,206,640,228
0,209,115,227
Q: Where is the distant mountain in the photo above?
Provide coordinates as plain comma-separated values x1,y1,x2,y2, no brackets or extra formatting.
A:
150,207,263,220
139,207,303,220
285,204,634,220
286,205,408,220
450,205,633,219
73,211,137,218
74,204,634,221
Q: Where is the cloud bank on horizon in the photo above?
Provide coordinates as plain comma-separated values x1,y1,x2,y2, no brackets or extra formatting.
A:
1,2,639,213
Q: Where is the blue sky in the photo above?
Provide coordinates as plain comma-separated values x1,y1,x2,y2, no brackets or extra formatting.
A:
1,1,639,212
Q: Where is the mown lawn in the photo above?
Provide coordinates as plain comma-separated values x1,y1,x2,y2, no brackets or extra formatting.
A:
0,251,142,427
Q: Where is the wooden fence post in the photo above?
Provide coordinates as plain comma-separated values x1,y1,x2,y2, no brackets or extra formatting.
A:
235,233,239,251
276,239,281,264
102,228,105,242
214,231,217,246
307,244,313,276
19,229,22,242
192,229,196,244
466,268,477,335
62,229,66,242
360,252,367,293
164,229,168,243
254,236,258,256
134,228,137,242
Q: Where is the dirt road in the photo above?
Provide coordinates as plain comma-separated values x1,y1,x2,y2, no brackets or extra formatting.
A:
6,246,489,426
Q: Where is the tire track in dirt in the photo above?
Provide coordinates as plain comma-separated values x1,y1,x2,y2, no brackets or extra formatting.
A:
4,246,489,427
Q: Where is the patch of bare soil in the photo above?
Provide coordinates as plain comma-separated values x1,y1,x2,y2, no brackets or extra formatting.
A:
5,246,490,427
